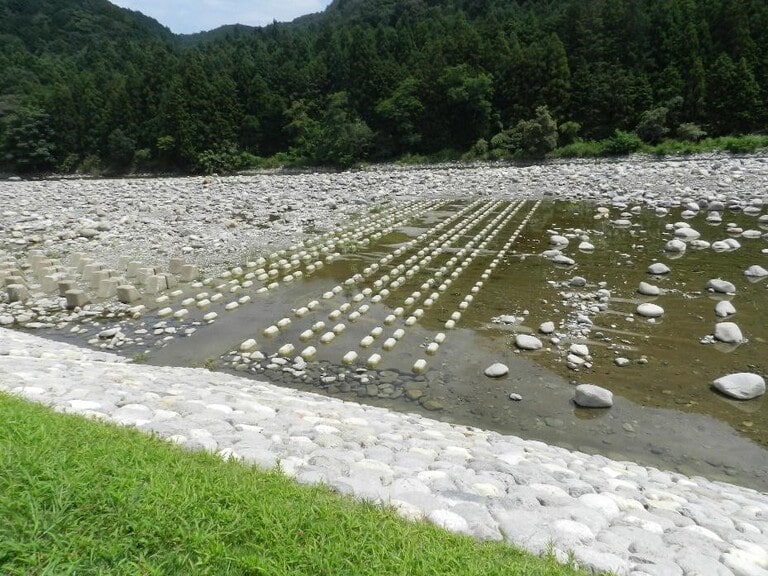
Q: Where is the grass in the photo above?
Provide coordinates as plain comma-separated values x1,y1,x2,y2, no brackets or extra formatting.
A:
0,393,591,576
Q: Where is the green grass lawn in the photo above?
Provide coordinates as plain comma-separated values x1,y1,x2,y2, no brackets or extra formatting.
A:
0,393,590,575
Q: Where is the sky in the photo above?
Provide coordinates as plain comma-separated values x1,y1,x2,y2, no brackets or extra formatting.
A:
109,0,334,34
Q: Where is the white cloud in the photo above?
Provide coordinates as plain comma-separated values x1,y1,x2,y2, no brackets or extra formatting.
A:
110,0,331,34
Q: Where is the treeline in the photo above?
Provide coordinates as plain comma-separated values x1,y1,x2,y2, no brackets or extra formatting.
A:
1,0,767,174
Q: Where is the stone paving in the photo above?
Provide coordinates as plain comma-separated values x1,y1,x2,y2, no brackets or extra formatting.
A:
2,327,767,576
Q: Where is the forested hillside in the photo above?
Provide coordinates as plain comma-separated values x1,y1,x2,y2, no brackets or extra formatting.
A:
1,0,766,173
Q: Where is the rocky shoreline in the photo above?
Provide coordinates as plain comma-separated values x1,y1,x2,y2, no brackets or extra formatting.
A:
2,327,767,576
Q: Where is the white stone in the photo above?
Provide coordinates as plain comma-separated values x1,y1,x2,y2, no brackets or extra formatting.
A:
647,262,670,275
713,373,765,400
664,239,687,252
637,303,664,318
428,510,470,534
638,281,661,296
715,300,736,317
484,363,509,378
539,321,555,334
707,278,736,294
714,322,743,343
574,384,613,408
569,343,590,357
515,334,543,350
744,265,768,278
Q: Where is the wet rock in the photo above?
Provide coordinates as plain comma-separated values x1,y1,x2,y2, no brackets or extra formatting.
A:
419,397,444,411
569,343,590,358
638,281,661,296
664,239,687,253
712,373,765,400
707,279,736,294
715,301,736,317
574,384,613,408
509,393,522,401
714,322,743,343
637,303,664,318
515,334,543,350
484,363,509,378
539,321,555,334
647,263,670,275
744,265,768,278
552,254,575,266
674,227,701,240
570,276,587,287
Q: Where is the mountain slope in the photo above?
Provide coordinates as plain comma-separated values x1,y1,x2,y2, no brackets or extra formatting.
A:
0,0,766,174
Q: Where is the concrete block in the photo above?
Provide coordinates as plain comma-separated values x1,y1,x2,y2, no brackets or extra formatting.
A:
70,252,87,268
135,267,156,285
58,279,78,296
126,261,143,278
81,263,104,283
4,275,25,287
32,258,53,277
7,284,29,303
97,278,120,299
76,257,94,273
116,284,141,304
180,264,199,282
168,258,185,274
117,255,131,271
90,269,111,288
162,273,178,289
28,251,45,269
65,289,89,309
42,273,66,293
144,275,167,295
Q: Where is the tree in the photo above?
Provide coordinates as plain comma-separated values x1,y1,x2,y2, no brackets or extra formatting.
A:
375,77,424,155
438,65,494,150
106,127,135,171
635,106,670,144
0,105,56,173
507,105,559,157
705,53,761,134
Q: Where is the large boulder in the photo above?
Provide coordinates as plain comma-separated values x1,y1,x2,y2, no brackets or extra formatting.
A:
712,373,765,400
574,384,613,408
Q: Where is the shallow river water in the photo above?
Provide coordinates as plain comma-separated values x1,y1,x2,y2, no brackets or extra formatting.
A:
129,197,768,490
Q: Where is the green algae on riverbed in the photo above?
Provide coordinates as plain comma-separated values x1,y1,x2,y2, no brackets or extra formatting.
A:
132,197,768,489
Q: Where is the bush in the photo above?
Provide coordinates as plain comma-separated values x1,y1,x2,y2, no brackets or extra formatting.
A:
676,122,707,142
558,121,581,146
602,130,643,155
720,135,768,153
508,105,559,157
551,140,606,158
635,106,670,144
78,154,102,174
